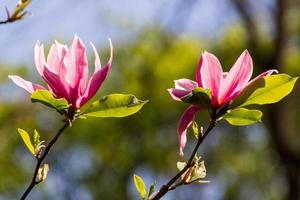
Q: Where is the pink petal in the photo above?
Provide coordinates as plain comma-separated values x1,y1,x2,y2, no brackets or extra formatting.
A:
34,41,46,76
47,41,68,73
197,52,223,105
90,42,101,71
195,55,203,87
76,39,113,108
218,50,253,105
42,66,70,100
8,75,45,94
174,79,198,91
64,35,88,89
168,79,197,101
248,69,278,85
168,88,191,101
46,42,70,95
228,69,278,101
177,105,201,156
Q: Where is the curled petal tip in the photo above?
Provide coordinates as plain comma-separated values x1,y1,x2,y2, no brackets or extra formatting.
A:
108,38,113,60
168,88,191,101
179,149,184,157
90,42,101,71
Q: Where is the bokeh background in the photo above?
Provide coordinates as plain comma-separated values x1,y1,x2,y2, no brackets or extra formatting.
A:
0,0,300,199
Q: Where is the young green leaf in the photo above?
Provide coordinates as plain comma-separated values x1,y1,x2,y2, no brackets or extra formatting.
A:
177,161,186,171
18,128,35,155
33,129,40,146
37,164,49,182
190,161,207,182
133,174,147,200
147,181,156,200
223,108,263,126
83,94,148,118
192,121,199,139
31,90,69,111
182,87,211,109
230,74,298,108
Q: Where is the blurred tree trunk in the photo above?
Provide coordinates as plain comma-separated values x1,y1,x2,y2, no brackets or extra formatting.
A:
233,0,300,199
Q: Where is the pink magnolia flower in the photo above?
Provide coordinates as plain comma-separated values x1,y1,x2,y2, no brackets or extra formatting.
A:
168,50,277,156
9,35,113,110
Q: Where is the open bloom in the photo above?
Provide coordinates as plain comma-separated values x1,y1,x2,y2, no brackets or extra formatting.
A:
9,35,113,109
168,50,277,156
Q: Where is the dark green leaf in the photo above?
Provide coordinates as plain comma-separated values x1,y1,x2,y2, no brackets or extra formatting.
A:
182,87,211,109
147,181,156,200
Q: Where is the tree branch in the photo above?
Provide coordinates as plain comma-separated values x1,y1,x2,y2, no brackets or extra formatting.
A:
0,0,32,25
152,119,216,200
20,121,70,200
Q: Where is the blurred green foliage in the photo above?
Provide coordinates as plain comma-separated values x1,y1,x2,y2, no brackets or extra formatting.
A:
0,21,299,200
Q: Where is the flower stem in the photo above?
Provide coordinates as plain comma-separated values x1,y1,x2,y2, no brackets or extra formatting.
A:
152,119,216,200
19,121,70,200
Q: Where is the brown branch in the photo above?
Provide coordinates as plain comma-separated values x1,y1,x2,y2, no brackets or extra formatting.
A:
168,177,209,191
0,0,32,25
20,121,70,200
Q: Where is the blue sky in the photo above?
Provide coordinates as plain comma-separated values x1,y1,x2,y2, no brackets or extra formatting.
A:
0,0,238,65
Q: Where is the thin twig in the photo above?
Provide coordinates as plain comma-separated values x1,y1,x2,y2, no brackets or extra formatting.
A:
168,177,209,191
0,0,32,25
152,118,216,200
20,121,70,200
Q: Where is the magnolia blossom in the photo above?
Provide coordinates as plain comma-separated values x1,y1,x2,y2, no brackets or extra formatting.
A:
168,50,277,156
9,35,113,109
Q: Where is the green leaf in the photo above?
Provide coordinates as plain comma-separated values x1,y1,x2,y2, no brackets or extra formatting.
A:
33,129,40,146
77,115,87,120
192,121,199,139
18,128,35,155
223,108,263,126
182,87,211,108
176,156,209,183
11,0,32,19
177,161,186,171
133,174,147,200
83,94,148,118
190,161,207,181
37,164,49,182
230,74,298,108
147,181,156,200
31,90,69,111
